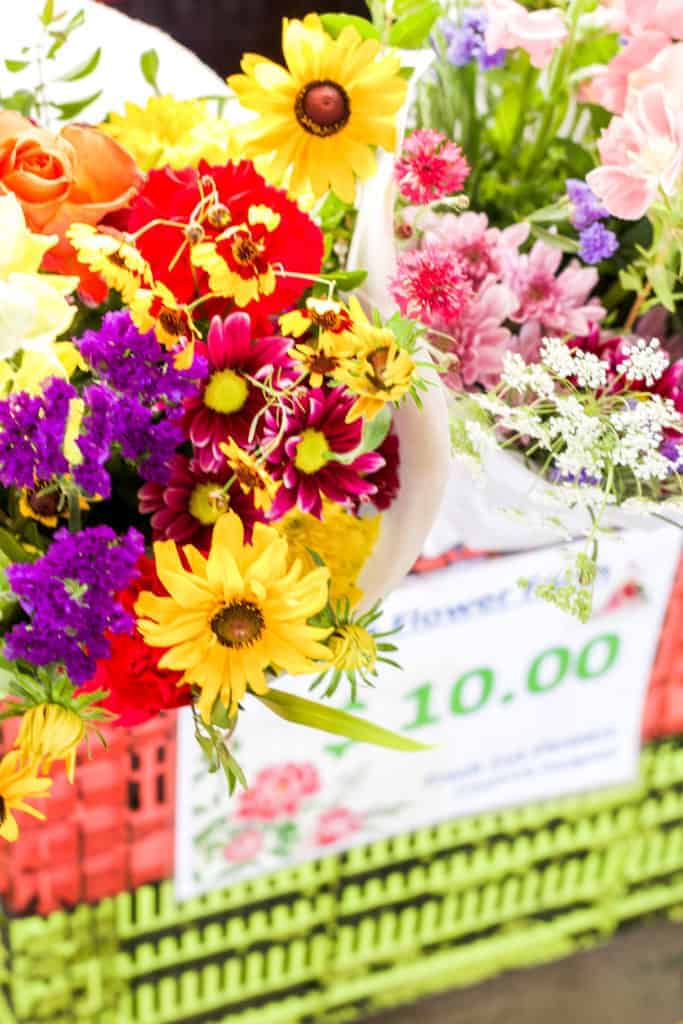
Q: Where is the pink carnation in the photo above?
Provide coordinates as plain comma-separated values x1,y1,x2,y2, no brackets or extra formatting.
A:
482,0,567,68
394,129,470,205
586,84,683,219
423,211,529,289
506,240,605,340
391,243,473,325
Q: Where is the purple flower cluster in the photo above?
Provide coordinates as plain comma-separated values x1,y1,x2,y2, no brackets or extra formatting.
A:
77,311,203,405
4,526,144,683
112,395,185,484
438,12,506,70
566,178,619,264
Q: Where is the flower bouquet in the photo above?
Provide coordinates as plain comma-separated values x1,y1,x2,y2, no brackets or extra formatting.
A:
0,0,454,841
350,0,683,610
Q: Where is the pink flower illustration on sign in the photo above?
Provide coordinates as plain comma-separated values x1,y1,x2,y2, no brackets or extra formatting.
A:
235,763,320,821
223,829,264,863
314,807,364,847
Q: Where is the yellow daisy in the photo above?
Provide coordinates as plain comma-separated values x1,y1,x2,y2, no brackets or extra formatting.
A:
0,750,52,842
101,95,233,172
228,14,408,202
67,224,152,303
219,439,279,512
135,512,332,721
15,704,85,784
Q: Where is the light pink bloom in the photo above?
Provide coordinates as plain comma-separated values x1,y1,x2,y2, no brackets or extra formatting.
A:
482,0,567,68
423,211,528,290
629,42,683,106
394,129,470,205
223,829,263,863
580,32,669,114
586,84,683,219
506,240,605,336
600,0,683,38
443,282,519,390
314,807,363,847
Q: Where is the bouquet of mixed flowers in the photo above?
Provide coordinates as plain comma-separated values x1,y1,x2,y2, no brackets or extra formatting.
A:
350,0,683,614
0,0,454,842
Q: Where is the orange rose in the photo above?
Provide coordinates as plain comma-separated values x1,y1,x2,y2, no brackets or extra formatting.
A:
0,110,143,301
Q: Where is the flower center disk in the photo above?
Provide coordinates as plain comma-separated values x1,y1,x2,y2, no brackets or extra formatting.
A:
294,428,331,474
203,368,249,414
211,601,265,648
295,80,351,137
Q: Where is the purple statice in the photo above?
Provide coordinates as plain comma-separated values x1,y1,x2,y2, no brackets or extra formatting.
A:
77,310,204,406
72,385,115,499
4,525,144,683
566,179,609,231
660,439,683,472
0,378,73,488
578,222,619,264
549,466,602,486
111,394,184,485
438,12,506,70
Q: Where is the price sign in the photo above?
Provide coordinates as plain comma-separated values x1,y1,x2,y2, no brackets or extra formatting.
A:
175,526,680,901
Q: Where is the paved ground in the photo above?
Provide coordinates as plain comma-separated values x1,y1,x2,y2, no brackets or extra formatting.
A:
370,921,683,1024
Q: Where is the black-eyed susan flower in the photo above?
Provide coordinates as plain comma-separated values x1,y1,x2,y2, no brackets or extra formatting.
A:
336,299,415,421
67,223,153,303
0,750,51,842
135,512,332,722
281,298,358,387
228,14,408,202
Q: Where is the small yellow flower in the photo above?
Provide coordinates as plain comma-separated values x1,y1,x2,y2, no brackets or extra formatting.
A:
101,95,233,172
0,749,52,842
131,282,198,367
228,14,407,202
278,500,380,607
136,512,332,721
15,704,85,784
67,224,153,303
328,623,378,675
219,439,279,512
191,232,276,308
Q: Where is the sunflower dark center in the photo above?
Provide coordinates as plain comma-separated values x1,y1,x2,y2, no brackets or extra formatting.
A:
27,485,61,519
211,601,265,648
159,310,185,336
295,80,350,137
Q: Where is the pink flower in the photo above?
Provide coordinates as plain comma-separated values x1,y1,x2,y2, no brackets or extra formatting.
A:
394,129,470,205
423,211,528,290
390,243,473,325
314,807,364,847
600,0,683,39
444,282,519,390
236,763,320,821
580,33,670,114
586,84,683,219
505,240,605,338
628,42,683,106
262,385,383,519
223,829,263,863
482,0,567,68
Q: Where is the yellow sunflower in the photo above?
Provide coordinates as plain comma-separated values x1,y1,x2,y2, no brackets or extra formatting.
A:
135,512,332,721
67,224,152,303
228,14,408,202
15,704,85,784
101,95,233,172
219,439,279,512
0,750,52,842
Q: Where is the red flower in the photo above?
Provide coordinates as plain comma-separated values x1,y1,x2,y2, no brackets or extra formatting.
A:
314,807,363,846
235,763,320,821
359,428,400,512
120,161,324,326
138,452,264,547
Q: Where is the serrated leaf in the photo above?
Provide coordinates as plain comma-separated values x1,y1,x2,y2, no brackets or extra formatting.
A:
388,3,441,48
50,90,102,120
140,49,160,91
4,59,30,72
58,47,101,82
321,13,381,40
256,688,431,752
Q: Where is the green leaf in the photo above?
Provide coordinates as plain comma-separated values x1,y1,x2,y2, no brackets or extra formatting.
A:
0,528,35,564
63,10,85,34
256,688,432,752
318,190,352,231
649,264,676,312
324,269,367,291
529,225,580,254
57,47,101,82
0,90,36,117
140,49,160,92
50,90,102,120
321,13,380,40
619,268,641,293
488,88,522,155
361,404,392,453
4,59,30,72
388,3,441,48
40,0,55,26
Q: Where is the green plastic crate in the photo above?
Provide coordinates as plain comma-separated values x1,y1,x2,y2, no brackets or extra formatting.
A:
2,739,683,1024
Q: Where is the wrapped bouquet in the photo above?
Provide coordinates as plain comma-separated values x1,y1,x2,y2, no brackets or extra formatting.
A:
0,0,453,841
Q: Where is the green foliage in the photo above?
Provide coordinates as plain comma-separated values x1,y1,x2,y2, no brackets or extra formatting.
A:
388,2,442,48
320,13,380,40
140,49,161,94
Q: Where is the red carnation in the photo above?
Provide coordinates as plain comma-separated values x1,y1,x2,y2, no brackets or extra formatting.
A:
121,160,324,328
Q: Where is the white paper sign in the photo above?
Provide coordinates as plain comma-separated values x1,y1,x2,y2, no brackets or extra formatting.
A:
175,527,680,901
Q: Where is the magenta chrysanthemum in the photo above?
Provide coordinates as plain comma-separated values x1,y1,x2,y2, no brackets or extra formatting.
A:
263,386,384,519
390,243,474,325
138,453,263,548
394,129,470,205
182,312,294,472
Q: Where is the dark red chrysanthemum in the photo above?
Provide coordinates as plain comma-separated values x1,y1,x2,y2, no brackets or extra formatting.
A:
360,428,400,512
138,452,264,547
119,160,324,327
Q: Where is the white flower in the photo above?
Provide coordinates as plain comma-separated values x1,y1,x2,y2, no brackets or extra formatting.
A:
572,350,608,389
616,337,669,386
540,336,577,378
501,351,534,393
